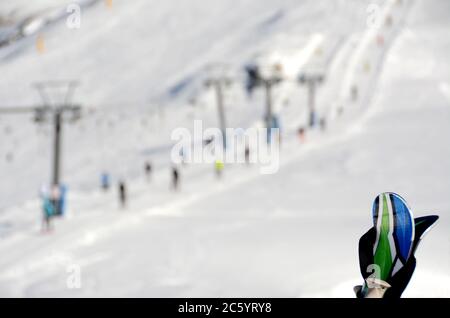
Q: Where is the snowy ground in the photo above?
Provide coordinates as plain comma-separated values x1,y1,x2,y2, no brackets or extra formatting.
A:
0,0,449,297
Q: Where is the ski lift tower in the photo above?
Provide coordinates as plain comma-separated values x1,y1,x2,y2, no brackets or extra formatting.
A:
0,81,82,216
32,81,82,187
245,57,283,131
298,67,325,128
204,63,234,149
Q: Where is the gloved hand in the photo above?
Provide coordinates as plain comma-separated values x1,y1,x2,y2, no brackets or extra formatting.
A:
355,215,438,298
356,227,416,298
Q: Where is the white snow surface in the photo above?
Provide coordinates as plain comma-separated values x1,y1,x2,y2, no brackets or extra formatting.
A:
0,0,449,297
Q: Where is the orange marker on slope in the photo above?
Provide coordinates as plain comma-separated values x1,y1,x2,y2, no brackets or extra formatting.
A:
36,35,45,54
105,0,113,9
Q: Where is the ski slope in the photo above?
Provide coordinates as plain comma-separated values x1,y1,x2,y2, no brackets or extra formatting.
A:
0,0,449,297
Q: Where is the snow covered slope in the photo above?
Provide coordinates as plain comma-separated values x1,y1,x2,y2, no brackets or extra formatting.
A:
0,0,380,209
0,0,449,297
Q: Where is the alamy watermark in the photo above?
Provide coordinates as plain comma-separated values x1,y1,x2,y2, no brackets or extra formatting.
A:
66,4,82,29
171,120,280,175
66,1,113,29
67,263,82,289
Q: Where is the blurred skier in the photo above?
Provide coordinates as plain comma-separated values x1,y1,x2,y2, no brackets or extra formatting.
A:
297,127,306,143
376,34,385,47
351,85,358,101
319,117,327,131
309,110,317,127
215,159,224,179
171,167,179,191
244,146,250,165
42,196,55,232
39,186,54,232
118,180,127,208
101,172,110,191
144,161,152,181
385,14,393,27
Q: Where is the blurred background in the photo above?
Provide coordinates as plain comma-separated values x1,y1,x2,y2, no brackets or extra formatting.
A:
0,0,449,297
